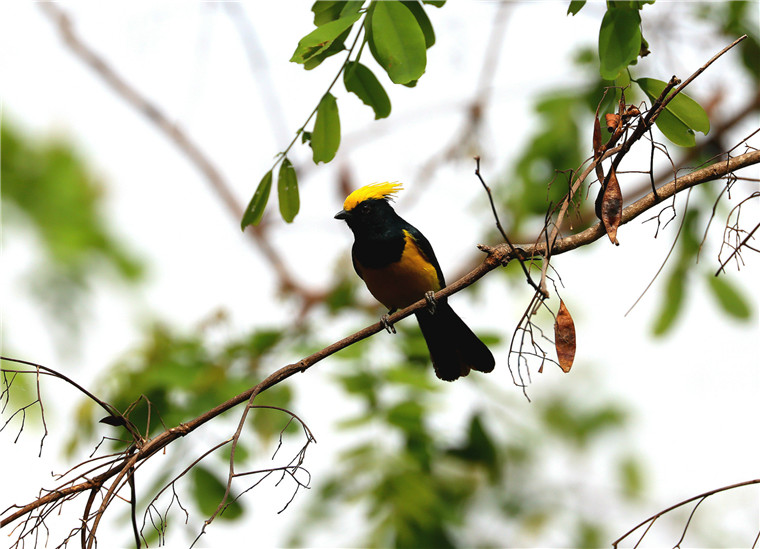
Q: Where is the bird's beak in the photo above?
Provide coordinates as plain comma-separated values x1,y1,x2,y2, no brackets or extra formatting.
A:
334,210,348,220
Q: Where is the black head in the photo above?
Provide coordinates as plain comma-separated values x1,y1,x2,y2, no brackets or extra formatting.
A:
335,198,401,239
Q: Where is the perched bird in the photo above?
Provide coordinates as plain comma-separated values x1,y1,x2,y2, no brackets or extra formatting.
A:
335,182,495,381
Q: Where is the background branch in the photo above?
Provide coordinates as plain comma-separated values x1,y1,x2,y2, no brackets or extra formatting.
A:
4,144,758,536
3,4,757,546
38,2,323,307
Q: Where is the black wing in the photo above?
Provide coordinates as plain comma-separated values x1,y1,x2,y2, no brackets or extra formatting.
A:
402,221,446,289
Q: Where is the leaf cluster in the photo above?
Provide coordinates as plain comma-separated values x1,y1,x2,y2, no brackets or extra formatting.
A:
1,123,143,339
65,318,301,535
242,0,443,227
289,327,644,547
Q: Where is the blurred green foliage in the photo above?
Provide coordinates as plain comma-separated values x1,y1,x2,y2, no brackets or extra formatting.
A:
3,1,758,547
652,207,753,337
288,326,641,547
696,1,760,82
67,318,294,449
495,3,755,335
2,121,143,343
65,316,300,532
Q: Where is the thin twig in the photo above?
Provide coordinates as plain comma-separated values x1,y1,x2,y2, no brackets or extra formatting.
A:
716,220,760,275
38,3,321,307
612,478,760,548
6,148,758,536
474,156,544,296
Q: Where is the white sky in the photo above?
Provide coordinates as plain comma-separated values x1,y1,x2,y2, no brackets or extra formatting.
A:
1,1,758,547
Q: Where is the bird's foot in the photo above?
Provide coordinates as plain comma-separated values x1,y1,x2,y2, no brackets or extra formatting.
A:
381,314,396,334
424,291,437,315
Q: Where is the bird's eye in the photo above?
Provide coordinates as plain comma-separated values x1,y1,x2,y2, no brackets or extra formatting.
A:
360,203,371,215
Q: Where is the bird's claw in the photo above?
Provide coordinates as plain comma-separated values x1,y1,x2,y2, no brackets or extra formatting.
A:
424,291,437,314
381,314,396,334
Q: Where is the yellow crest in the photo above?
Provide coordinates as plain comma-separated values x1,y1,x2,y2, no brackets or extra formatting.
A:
343,182,404,211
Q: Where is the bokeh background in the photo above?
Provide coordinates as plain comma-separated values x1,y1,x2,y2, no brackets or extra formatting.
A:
2,1,758,547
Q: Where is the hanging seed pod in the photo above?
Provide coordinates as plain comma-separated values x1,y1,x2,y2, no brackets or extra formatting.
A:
554,299,576,373
601,168,623,245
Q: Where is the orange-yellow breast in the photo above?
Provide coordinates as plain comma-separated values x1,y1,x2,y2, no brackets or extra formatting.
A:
357,230,441,310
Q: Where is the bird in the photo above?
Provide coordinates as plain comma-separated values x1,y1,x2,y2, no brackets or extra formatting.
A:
334,182,495,381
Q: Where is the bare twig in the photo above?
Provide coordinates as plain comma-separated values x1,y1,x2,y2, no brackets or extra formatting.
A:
5,147,758,541
38,3,322,308
5,12,759,545
474,156,543,296
624,187,694,317
612,478,760,548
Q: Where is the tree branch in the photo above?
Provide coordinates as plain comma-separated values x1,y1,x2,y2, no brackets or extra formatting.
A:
6,10,758,545
4,147,758,536
612,478,760,548
38,3,323,307
507,149,760,259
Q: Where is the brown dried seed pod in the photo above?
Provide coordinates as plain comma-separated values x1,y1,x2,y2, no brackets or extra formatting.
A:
601,169,623,245
554,299,576,373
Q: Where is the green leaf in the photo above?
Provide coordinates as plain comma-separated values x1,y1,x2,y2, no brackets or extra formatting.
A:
340,1,365,18
311,1,344,25
252,387,297,441
605,0,653,8
386,400,425,433
448,414,497,469
290,12,362,66
336,413,376,430
567,0,586,16
706,274,752,320
598,7,641,80
191,466,243,520
247,329,284,355
311,93,341,163
637,77,711,140
312,1,363,26
277,157,299,222
335,370,378,396
1,123,143,285
384,365,437,390
422,0,445,6
619,455,645,499
652,266,686,336
325,276,357,313
241,170,273,229
303,28,351,70
368,0,427,84
575,522,605,549
615,69,631,89
648,107,697,147
343,62,391,119
401,1,435,48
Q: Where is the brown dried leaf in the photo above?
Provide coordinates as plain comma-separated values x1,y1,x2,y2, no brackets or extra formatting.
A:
601,168,623,245
593,117,606,189
604,113,620,133
593,114,602,155
554,299,576,373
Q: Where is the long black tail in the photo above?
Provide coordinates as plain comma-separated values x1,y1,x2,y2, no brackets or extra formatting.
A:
415,300,495,382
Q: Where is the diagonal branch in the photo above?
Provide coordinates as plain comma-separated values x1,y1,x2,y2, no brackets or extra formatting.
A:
513,149,760,259
38,3,322,306
612,478,760,548
4,147,758,535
